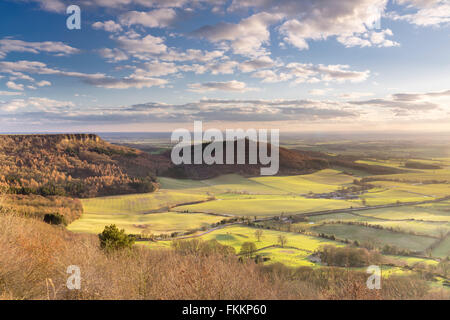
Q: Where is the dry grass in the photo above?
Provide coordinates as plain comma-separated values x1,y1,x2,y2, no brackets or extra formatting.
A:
0,212,294,300
0,208,448,300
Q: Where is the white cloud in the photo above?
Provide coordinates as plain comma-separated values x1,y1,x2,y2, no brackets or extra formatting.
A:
228,0,395,51
193,12,283,57
115,33,168,56
6,81,24,91
188,80,257,92
119,9,177,28
251,69,292,83
84,75,168,89
92,21,123,33
0,60,168,90
0,97,74,112
160,49,224,62
286,63,370,83
19,0,66,13
98,48,129,62
36,80,52,87
133,61,179,77
0,38,79,59
251,63,370,84
337,29,400,48
390,0,450,26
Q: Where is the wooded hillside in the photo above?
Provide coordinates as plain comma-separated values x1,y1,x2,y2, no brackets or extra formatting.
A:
0,134,169,198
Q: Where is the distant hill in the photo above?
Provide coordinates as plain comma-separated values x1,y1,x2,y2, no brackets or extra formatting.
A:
158,139,406,180
161,140,330,179
0,134,170,198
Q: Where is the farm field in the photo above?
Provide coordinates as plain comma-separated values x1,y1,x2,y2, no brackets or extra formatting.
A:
69,166,449,267
369,181,450,198
433,237,450,258
159,174,285,195
160,169,355,195
298,212,449,238
143,224,342,267
362,220,449,238
312,224,436,252
249,169,354,194
357,205,450,222
67,211,224,235
360,188,431,206
370,168,450,183
80,190,211,215
173,196,358,217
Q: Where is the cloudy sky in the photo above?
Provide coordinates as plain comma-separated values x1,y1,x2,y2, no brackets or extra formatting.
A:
0,0,449,132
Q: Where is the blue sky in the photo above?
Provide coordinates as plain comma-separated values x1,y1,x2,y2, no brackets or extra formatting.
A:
0,0,449,132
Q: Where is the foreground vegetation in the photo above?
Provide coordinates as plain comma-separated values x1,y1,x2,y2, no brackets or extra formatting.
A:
1,211,448,300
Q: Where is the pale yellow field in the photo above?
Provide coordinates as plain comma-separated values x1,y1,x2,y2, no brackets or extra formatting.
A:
250,169,354,194
81,189,211,215
174,196,359,217
67,211,224,235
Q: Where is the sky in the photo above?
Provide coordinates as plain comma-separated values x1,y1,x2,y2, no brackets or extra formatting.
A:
0,0,449,133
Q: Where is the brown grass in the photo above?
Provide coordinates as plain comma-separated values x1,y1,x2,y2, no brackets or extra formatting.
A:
0,209,448,300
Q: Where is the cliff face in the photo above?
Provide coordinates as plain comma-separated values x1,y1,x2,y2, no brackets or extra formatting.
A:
0,134,170,198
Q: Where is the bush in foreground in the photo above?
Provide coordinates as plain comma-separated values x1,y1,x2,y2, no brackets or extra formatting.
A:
98,224,135,251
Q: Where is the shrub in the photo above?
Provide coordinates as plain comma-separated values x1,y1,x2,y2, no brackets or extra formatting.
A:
172,239,235,257
43,213,67,226
98,224,135,251
240,242,257,259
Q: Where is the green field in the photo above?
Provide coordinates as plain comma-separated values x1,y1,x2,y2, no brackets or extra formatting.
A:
68,211,224,235
143,224,342,267
81,190,211,214
360,188,431,206
358,205,450,222
69,166,450,265
249,169,354,194
159,174,284,194
312,223,436,252
174,196,358,217
432,237,450,258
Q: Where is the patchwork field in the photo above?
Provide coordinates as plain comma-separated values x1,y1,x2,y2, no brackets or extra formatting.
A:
67,211,224,235
249,169,355,194
312,224,436,252
174,196,358,217
80,190,211,215
357,205,450,222
142,224,342,267
69,167,450,265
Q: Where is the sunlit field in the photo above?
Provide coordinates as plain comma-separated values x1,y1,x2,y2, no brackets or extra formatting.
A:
174,196,358,217
312,224,436,252
67,211,224,235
